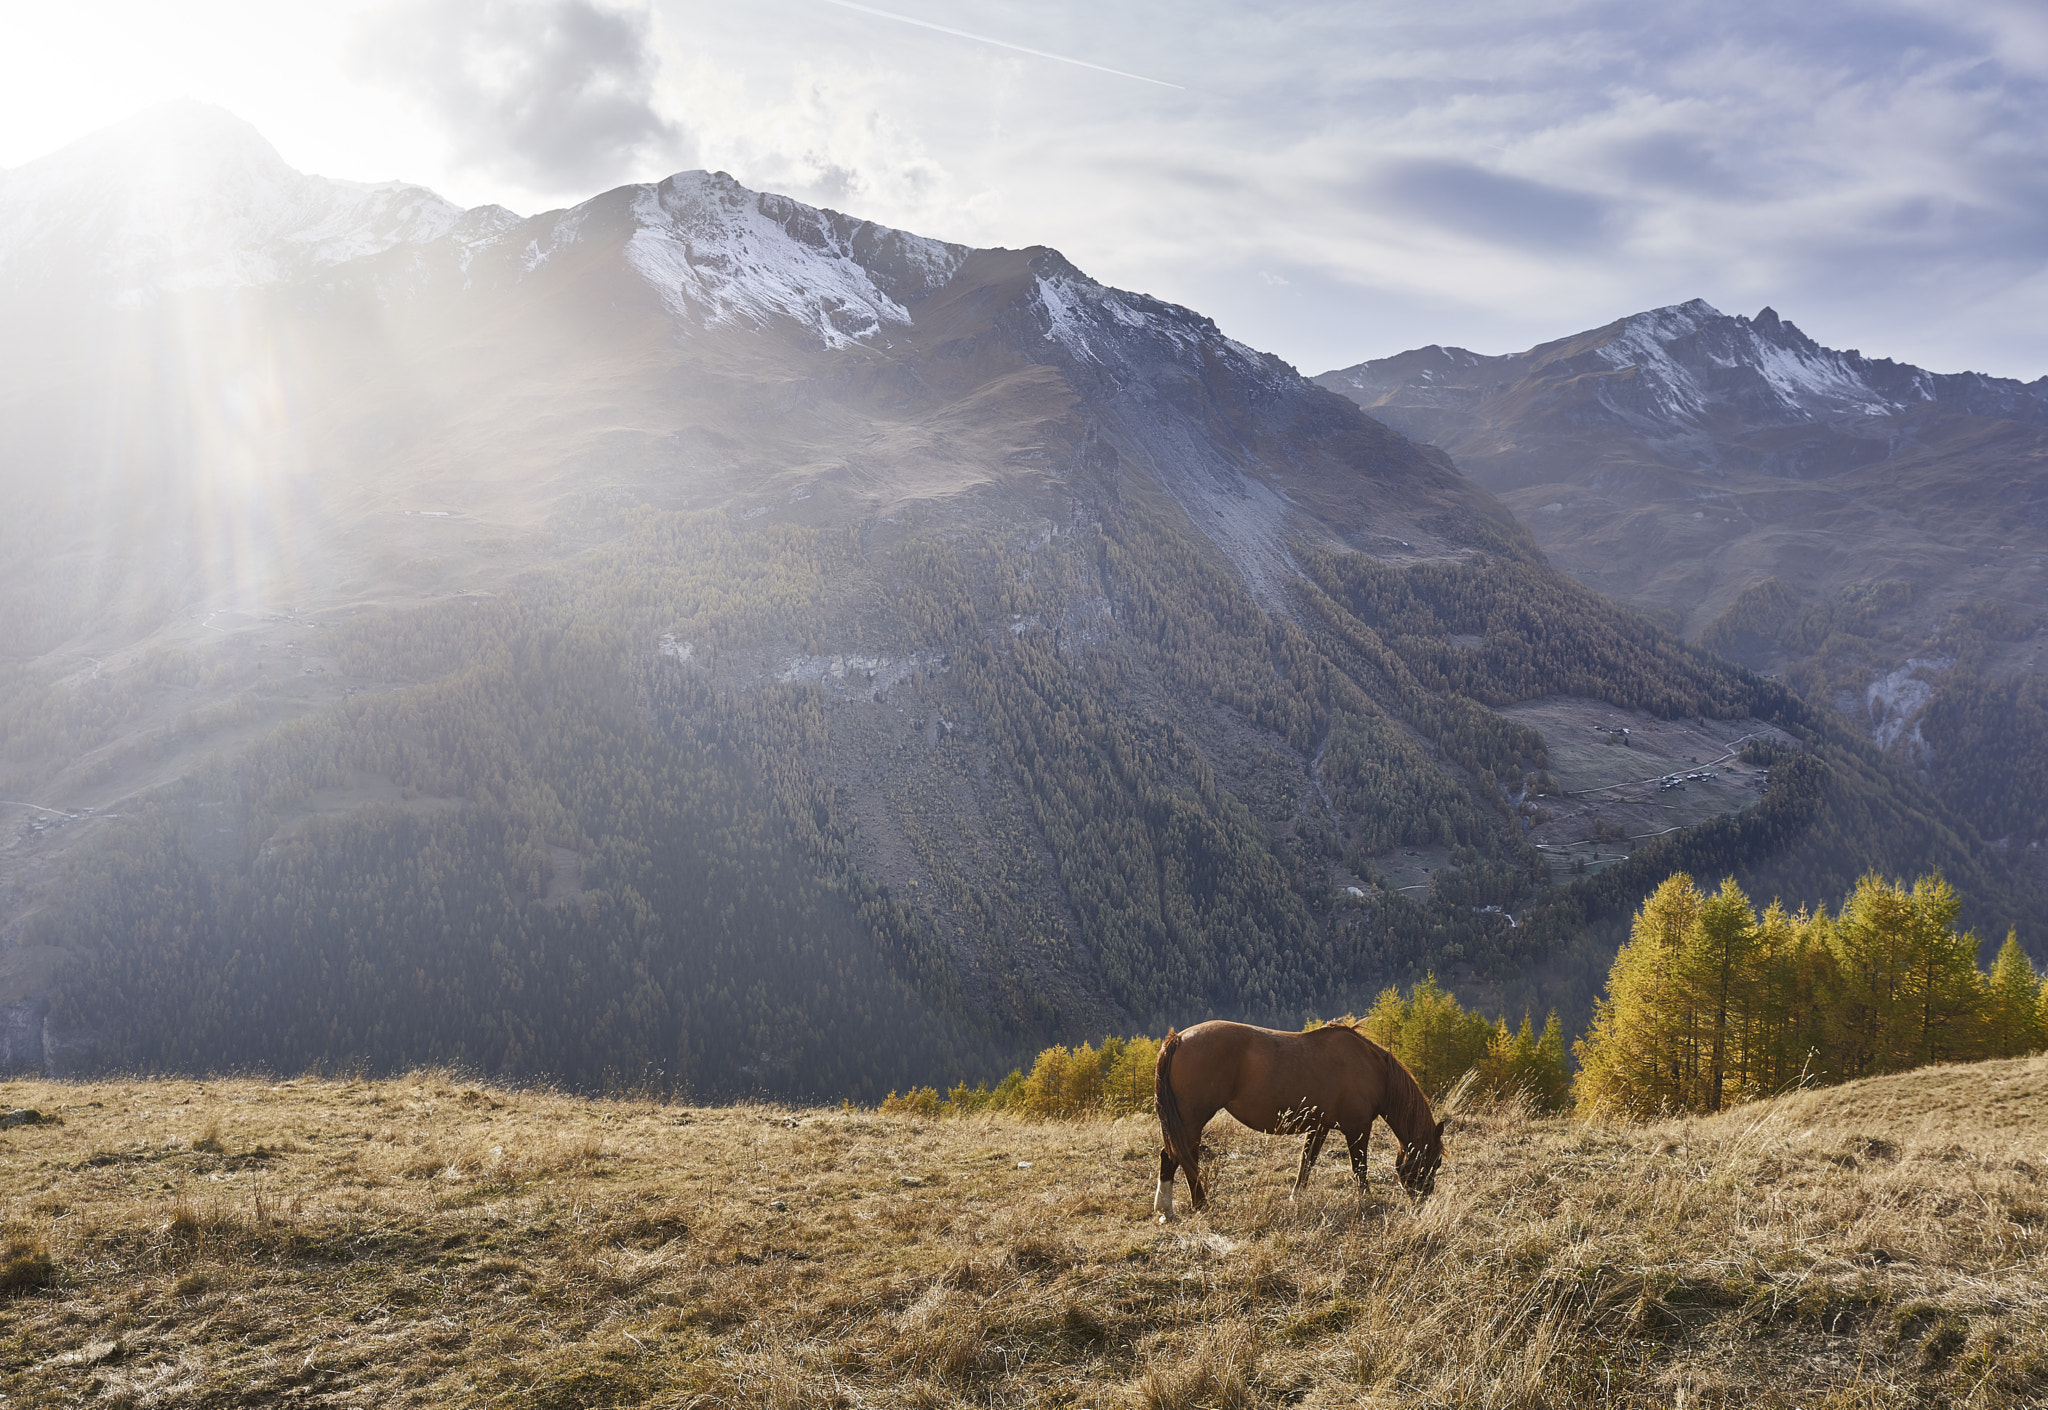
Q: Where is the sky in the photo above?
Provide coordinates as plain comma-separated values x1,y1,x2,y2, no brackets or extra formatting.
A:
3,0,2046,380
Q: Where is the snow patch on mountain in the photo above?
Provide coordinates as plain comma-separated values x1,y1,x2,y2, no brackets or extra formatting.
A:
1033,271,1229,366
1031,268,1278,389
1750,336,1895,416
1600,298,1720,370
1586,300,1952,431
625,172,966,349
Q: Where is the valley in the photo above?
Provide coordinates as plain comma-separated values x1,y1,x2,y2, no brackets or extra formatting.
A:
1492,696,1791,884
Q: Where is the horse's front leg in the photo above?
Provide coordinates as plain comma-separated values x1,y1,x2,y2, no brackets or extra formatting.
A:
1344,1126,1371,1192
1292,1125,1331,1199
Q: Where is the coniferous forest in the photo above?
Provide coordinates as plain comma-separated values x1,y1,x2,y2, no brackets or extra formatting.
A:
17,463,2037,1099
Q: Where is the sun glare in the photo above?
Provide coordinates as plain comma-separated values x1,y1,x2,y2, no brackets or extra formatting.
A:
60,288,320,637
0,3,441,200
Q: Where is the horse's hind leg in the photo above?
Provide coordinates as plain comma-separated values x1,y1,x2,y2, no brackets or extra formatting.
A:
1154,1150,1179,1222
1179,1107,1218,1213
1155,1139,1210,1220
1186,1152,1209,1213
1292,1125,1330,1199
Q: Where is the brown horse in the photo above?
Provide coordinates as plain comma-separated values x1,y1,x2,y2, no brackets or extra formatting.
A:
1152,1020,1447,1220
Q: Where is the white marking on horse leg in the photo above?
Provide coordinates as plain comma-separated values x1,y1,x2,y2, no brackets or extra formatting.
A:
1153,1179,1176,1222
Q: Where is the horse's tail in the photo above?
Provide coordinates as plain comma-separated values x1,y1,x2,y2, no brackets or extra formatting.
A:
1155,1029,1196,1167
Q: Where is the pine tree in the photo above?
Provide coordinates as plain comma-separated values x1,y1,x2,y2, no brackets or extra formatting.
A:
1897,875,1984,1065
1983,932,2045,1057
1577,870,2021,1120
1477,1011,1571,1110
1739,901,1833,1098
1827,874,1919,1078
1359,974,1492,1099
1679,877,1759,1112
1574,873,1706,1117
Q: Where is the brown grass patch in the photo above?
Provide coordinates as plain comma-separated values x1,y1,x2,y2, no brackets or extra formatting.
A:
0,1059,2043,1405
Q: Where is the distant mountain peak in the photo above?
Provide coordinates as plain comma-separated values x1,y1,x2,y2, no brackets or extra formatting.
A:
65,99,295,182
1628,297,1722,327
1325,299,2048,455
0,102,478,303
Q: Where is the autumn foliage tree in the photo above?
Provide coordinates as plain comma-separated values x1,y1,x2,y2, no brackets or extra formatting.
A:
1576,871,2045,1118
1355,976,1571,1109
1984,932,2048,1057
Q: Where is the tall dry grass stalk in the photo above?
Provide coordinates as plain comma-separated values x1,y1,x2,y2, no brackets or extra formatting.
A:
1,1058,2043,1406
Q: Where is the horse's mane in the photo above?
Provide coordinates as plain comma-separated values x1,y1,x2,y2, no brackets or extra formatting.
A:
1315,1022,1430,1125
1308,1019,1398,1066
1317,1020,1387,1055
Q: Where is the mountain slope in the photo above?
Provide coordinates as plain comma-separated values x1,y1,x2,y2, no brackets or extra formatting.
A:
0,111,2032,1093
1318,303,2048,857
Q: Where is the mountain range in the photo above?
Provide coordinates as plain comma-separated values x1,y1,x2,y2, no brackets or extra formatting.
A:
1318,302,2048,859
0,104,2033,1094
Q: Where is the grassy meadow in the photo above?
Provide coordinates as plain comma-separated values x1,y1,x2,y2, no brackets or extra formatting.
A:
3,1058,2045,1407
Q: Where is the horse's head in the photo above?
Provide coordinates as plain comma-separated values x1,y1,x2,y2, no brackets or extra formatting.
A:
1395,1116,1449,1197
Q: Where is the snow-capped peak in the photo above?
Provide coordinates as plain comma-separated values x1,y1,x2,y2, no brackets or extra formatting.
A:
1583,299,1918,429
1322,297,2048,466
1615,297,1724,343
623,171,968,349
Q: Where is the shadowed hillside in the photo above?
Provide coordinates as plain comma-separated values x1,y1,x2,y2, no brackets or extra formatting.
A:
1,114,2036,1096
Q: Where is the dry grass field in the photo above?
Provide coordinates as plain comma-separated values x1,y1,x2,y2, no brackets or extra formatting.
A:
2,1058,2044,1408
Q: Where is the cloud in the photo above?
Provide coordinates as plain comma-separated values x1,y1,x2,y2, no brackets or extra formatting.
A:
1604,131,1752,197
1367,159,1610,251
433,0,2044,377
352,0,688,196
675,58,975,240
1020,0,2048,376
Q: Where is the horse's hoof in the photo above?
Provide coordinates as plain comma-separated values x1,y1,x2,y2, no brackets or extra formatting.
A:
1155,1212,1173,1225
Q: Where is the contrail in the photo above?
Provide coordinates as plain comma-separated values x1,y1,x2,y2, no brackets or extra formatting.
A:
820,0,1184,89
